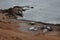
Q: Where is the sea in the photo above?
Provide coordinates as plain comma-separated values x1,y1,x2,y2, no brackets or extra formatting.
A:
0,0,60,24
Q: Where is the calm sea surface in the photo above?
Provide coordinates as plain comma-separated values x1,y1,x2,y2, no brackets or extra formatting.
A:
0,0,60,24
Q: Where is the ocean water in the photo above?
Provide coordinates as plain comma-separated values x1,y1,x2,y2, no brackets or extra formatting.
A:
0,0,60,24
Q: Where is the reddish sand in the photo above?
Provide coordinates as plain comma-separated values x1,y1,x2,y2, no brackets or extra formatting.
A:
0,12,60,40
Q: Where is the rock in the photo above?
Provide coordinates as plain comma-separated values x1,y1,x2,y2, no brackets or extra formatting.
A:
28,26,38,31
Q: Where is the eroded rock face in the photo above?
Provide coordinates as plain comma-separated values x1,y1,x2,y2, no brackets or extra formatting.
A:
0,5,34,19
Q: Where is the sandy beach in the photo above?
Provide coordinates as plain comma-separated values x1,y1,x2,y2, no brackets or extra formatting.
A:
0,19,60,40
0,0,60,40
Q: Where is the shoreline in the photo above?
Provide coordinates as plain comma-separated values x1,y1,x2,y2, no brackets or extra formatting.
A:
18,19,60,26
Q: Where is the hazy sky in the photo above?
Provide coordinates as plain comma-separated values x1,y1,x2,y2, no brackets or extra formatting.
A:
0,0,60,24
